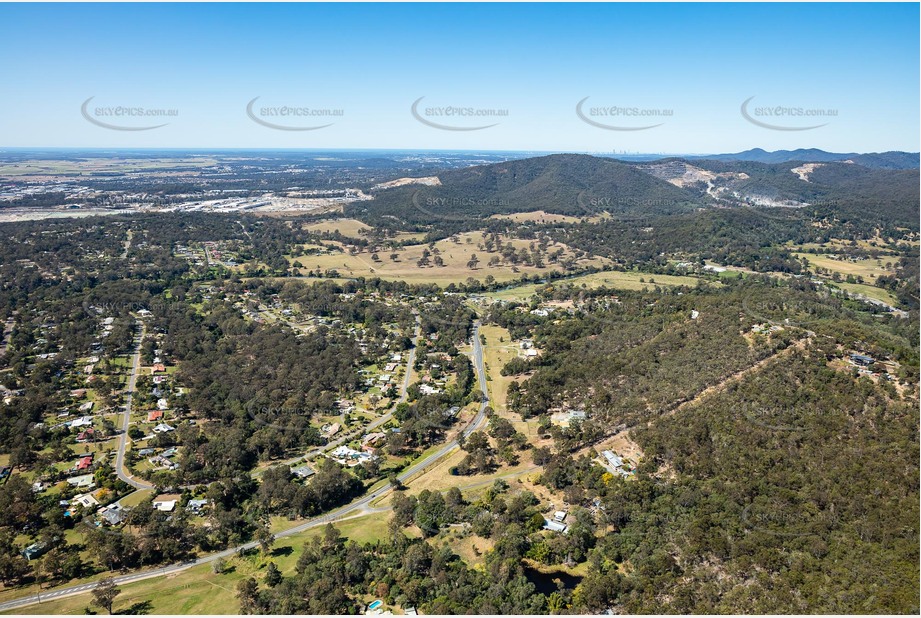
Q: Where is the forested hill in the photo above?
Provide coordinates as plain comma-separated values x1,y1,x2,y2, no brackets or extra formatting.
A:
684,159,920,230
354,152,919,233
359,153,701,224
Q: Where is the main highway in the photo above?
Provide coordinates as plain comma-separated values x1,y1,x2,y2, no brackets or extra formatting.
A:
0,320,490,613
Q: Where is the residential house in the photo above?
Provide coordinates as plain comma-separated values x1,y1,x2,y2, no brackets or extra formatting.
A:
22,542,48,561
291,465,316,479
186,499,209,514
76,429,97,443
75,455,93,472
99,505,126,526
153,493,181,512
542,519,568,533
73,493,99,510
66,474,95,489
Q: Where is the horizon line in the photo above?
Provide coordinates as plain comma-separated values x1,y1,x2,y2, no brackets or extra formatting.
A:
1,147,918,156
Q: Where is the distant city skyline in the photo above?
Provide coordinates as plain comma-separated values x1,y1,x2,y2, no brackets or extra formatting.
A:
0,3,917,152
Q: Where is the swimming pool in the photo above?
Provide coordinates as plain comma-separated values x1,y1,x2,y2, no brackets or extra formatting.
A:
368,600,383,611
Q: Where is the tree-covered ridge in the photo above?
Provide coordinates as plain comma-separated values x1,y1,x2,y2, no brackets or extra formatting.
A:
611,350,919,613
356,153,701,224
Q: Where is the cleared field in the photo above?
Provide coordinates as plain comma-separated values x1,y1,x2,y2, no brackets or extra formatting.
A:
490,210,586,224
304,218,371,237
834,281,899,307
478,325,543,439
794,252,895,283
789,238,908,253
290,231,608,286
486,270,708,302
3,513,389,616
0,158,217,178
390,447,538,501
304,218,427,242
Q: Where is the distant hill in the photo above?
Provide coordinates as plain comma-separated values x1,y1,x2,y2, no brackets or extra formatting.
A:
351,151,919,232
357,153,701,223
646,157,920,230
687,148,919,170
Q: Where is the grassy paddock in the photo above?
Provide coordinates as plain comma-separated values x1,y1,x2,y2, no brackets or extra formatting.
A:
3,513,391,615
290,231,608,286
487,270,708,302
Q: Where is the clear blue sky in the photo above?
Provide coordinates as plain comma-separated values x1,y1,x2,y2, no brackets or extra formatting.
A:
0,3,917,153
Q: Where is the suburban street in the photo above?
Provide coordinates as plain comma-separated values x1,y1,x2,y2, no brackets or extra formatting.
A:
114,321,154,491
0,319,489,613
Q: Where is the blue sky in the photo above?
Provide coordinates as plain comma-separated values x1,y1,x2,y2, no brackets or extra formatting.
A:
0,3,917,153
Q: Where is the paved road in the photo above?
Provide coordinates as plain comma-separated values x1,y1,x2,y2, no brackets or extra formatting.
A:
0,319,490,613
114,322,154,491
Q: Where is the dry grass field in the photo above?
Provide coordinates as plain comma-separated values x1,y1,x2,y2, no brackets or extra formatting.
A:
489,210,587,224
793,252,896,283
486,270,709,302
290,231,609,285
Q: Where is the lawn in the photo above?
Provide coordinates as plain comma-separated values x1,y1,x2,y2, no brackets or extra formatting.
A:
118,489,154,507
3,512,391,616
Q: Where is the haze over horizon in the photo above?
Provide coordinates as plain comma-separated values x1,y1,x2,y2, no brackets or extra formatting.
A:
0,3,918,153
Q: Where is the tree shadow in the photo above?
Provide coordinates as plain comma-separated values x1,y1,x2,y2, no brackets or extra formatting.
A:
119,600,153,615
271,545,293,558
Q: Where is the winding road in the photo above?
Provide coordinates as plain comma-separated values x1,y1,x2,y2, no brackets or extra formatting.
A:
0,320,489,613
